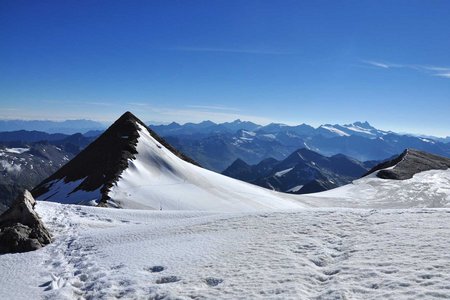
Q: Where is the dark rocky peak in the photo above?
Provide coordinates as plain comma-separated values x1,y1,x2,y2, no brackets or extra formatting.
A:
366,149,450,180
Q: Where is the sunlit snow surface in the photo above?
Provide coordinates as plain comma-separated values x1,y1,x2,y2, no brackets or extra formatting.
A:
2,202,450,299
302,169,450,208
4,120,450,299
108,123,304,211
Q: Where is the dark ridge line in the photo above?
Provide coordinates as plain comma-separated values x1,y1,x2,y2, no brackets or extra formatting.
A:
363,150,407,178
364,149,450,180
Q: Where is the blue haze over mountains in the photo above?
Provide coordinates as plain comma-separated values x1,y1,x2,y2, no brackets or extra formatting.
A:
0,118,449,173
0,115,449,209
0,119,105,135
149,120,450,172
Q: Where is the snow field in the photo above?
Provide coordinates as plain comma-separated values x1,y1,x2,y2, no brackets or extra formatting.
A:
2,202,450,299
302,169,450,208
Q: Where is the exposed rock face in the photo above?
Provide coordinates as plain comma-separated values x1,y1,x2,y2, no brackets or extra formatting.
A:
0,190,51,254
366,149,450,180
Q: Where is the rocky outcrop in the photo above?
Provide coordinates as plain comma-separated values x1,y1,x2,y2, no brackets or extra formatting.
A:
0,190,51,254
366,149,450,180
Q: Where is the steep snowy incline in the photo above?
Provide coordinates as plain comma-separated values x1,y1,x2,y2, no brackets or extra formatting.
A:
2,202,450,299
108,123,305,211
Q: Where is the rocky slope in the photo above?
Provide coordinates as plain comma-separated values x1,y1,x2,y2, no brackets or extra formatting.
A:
366,148,450,180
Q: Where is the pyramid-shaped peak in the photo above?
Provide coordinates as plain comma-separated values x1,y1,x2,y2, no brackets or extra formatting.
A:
32,111,198,206
120,111,136,119
113,111,143,126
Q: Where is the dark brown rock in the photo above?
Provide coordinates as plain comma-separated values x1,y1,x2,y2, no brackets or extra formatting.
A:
365,149,450,180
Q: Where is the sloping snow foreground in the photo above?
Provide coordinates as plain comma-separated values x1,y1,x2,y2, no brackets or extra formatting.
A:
2,201,450,299
107,123,304,211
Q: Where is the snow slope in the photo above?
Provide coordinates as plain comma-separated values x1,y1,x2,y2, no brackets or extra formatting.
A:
38,178,101,206
301,169,450,208
2,202,450,299
318,125,350,137
107,123,304,211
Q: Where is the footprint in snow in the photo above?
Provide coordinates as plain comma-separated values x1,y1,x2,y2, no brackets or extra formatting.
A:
156,276,180,284
205,277,223,287
111,263,126,270
146,266,165,273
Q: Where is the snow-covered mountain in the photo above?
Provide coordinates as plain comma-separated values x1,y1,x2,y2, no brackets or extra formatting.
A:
151,120,450,171
317,121,389,138
223,148,378,194
0,144,76,211
32,112,304,211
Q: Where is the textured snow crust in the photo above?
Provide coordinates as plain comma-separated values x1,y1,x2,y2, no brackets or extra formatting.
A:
2,202,450,299
302,169,450,208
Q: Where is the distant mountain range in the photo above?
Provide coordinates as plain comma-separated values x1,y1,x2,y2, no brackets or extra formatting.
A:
1,118,449,209
150,120,450,172
223,148,379,194
29,112,450,212
0,144,75,209
0,119,105,134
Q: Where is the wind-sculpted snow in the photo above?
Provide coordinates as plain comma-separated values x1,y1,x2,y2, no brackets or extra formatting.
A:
1,202,450,299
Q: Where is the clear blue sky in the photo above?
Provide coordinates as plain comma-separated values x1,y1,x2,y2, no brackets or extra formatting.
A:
1,0,449,136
